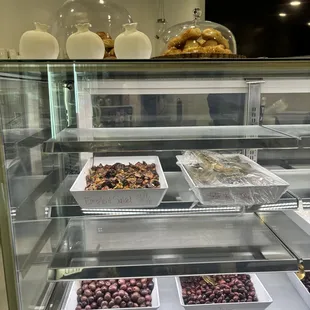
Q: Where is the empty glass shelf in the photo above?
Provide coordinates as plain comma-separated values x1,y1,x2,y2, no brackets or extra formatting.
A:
47,214,297,281
257,211,310,270
43,126,299,153
265,125,310,148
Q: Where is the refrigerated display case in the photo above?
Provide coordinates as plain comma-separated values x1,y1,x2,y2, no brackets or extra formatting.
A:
1,59,310,310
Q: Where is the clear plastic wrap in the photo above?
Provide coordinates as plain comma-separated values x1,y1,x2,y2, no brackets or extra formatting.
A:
176,151,289,206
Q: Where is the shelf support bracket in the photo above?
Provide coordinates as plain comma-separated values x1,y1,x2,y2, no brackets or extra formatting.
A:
244,79,265,161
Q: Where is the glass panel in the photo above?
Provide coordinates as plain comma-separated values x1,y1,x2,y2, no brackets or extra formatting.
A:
0,63,69,310
262,93,310,126
14,219,67,310
259,86,310,204
88,93,246,127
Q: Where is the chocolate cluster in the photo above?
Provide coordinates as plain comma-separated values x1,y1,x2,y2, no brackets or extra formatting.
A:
85,162,160,190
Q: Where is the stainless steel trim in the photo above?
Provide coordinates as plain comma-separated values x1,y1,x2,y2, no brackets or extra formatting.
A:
244,79,265,161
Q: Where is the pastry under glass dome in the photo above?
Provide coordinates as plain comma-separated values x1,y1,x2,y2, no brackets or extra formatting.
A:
160,8,237,57
51,0,133,58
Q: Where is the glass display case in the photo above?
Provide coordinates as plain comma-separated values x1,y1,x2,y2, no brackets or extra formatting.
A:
1,59,310,310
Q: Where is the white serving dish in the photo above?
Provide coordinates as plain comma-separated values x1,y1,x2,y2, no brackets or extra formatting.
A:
63,278,160,310
70,156,168,209
177,154,289,206
175,274,273,310
287,272,310,307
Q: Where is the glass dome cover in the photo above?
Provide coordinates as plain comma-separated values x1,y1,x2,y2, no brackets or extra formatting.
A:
52,0,133,58
160,8,237,57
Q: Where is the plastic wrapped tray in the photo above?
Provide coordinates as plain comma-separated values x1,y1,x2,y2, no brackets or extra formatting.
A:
176,152,289,206
63,278,160,310
287,272,310,308
70,156,168,209
175,274,273,310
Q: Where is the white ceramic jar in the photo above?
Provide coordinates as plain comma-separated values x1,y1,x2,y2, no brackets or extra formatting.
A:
19,22,59,59
66,23,105,59
115,23,152,59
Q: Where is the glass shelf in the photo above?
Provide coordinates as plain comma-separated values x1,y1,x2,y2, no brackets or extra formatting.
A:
257,211,310,270
43,126,299,153
47,213,298,281
264,125,310,148
3,128,50,147
2,58,310,79
272,169,310,207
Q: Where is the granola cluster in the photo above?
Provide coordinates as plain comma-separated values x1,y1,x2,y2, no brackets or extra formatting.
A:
85,162,161,190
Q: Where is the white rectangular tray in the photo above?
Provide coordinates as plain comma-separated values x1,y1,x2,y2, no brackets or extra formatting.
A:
63,278,160,310
70,156,168,209
287,272,310,307
177,154,289,206
175,274,273,310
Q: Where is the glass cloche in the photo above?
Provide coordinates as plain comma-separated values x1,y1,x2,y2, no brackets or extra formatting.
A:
51,0,133,59
159,8,237,58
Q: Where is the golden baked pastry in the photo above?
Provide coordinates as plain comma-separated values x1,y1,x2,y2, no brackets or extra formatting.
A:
180,27,202,42
184,39,199,50
167,27,202,49
202,28,229,49
163,26,233,57
197,38,207,46
203,45,224,53
183,46,204,54
167,36,184,49
97,31,112,40
104,39,114,49
96,32,116,58
204,45,232,54
162,47,182,56
109,48,115,57
204,39,219,47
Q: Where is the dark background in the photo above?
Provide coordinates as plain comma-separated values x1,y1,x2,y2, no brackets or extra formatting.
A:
205,0,310,57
